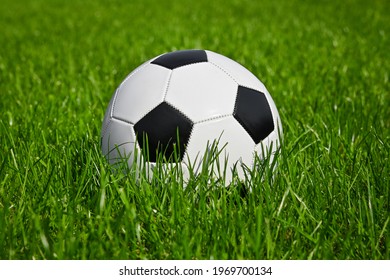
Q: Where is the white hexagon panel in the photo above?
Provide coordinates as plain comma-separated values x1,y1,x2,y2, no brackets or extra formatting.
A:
165,62,237,123
184,116,255,183
101,118,138,167
112,63,171,124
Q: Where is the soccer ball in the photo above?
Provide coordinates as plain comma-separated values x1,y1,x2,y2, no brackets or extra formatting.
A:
101,50,282,184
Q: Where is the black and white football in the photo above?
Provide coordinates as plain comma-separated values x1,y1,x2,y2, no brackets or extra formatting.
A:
101,50,282,184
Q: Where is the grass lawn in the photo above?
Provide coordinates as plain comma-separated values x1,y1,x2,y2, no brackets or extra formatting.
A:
0,0,389,259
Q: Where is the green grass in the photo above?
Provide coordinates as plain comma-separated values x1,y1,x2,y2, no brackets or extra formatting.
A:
0,0,389,259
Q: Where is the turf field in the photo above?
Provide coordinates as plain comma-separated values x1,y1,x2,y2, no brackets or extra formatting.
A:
0,0,389,259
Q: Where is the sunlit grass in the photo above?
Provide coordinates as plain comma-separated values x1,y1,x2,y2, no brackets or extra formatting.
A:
0,0,389,259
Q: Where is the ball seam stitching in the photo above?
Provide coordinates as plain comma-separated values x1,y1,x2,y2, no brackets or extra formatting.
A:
194,113,233,125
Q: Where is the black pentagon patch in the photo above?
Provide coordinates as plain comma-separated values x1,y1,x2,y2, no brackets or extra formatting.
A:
233,86,274,144
151,50,208,69
134,102,193,162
